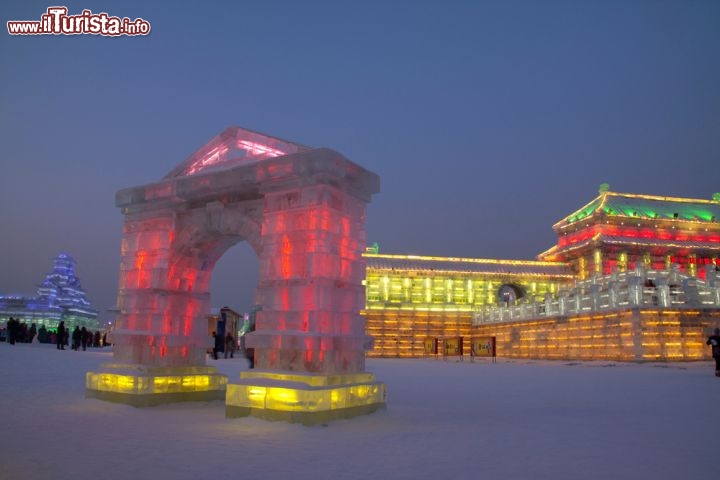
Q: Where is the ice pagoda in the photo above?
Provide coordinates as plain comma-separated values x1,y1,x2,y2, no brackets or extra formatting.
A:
0,253,99,330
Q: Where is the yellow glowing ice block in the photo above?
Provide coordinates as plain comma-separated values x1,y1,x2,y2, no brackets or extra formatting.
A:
226,371,386,425
86,364,228,407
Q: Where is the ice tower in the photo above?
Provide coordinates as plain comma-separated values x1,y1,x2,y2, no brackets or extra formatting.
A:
86,127,385,421
0,253,98,329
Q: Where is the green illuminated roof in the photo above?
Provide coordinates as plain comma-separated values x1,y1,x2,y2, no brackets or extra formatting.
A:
558,191,720,228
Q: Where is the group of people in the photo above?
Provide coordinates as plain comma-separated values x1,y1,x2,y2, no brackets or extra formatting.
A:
211,330,255,368
3,317,39,344
2,318,108,351
70,325,101,351
53,321,107,351
211,331,237,360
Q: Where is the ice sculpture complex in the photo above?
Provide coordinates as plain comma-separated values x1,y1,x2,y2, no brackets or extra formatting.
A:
0,253,98,330
86,127,385,421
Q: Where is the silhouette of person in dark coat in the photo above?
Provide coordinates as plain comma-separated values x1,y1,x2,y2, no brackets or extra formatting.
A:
225,333,235,359
80,326,88,351
244,340,254,369
212,331,223,360
707,328,720,377
72,326,81,351
56,321,66,350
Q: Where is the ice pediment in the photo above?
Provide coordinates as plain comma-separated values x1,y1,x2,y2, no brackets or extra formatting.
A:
164,126,310,179
117,147,380,209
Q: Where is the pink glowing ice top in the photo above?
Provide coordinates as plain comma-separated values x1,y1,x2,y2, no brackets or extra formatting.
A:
164,126,311,179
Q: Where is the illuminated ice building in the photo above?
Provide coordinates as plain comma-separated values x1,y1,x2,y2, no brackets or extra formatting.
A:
0,253,99,330
363,186,720,361
87,126,385,423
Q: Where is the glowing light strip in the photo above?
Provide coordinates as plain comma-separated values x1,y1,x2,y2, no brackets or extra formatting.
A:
183,140,287,177
559,215,720,231
558,192,720,229
363,253,569,267
602,237,720,250
185,145,230,176
554,194,603,229
610,191,720,205
368,268,575,279
537,244,559,259
237,140,286,157
550,234,720,256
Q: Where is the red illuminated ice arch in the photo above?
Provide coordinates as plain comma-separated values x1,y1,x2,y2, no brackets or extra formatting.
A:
87,127,385,423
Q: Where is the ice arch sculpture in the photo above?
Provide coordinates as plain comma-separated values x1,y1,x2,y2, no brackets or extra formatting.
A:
87,127,385,422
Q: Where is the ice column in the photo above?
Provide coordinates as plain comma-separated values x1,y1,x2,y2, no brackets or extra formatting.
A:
86,195,228,406
249,184,369,374
226,153,385,424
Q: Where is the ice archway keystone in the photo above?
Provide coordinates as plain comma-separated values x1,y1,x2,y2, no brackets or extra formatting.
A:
87,127,386,422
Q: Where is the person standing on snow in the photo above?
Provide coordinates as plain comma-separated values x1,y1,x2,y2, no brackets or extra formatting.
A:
225,332,235,359
212,331,223,360
72,326,81,351
56,321,66,350
707,328,720,377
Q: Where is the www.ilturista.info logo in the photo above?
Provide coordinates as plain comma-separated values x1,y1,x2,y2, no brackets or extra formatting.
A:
7,7,150,36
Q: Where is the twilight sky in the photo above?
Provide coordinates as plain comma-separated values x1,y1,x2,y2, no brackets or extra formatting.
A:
1,0,718,321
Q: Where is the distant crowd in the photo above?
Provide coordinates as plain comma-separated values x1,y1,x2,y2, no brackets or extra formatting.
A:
1,317,108,350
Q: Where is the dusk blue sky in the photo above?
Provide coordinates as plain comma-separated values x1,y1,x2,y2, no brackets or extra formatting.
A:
1,0,718,320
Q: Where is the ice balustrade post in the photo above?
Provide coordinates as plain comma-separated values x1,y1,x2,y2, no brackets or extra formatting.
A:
558,292,567,315
655,278,670,307
590,284,601,311
634,264,645,279
574,290,582,312
627,276,642,306
706,267,720,306
682,278,700,306
608,281,619,308
543,293,553,316
704,265,716,284
669,264,680,284
702,265,718,306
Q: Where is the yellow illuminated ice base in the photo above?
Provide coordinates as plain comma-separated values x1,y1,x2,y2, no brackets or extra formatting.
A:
86,364,228,407
226,371,386,425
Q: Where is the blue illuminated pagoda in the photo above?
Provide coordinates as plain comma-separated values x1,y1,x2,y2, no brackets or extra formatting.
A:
0,253,98,331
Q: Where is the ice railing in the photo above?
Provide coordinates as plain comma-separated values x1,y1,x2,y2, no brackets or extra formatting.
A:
473,264,720,325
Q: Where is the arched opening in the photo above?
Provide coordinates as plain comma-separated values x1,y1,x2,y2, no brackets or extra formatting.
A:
209,241,258,352
209,241,258,316
498,283,525,307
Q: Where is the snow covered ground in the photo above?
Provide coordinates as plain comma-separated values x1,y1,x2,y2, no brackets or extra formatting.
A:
1,343,717,480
